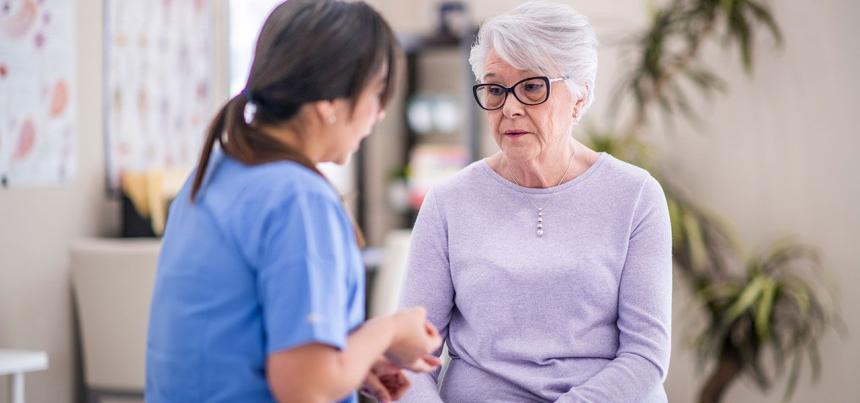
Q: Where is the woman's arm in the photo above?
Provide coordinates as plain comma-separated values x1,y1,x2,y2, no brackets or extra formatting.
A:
398,190,456,403
267,316,397,403
256,193,440,402
268,311,439,403
555,175,673,403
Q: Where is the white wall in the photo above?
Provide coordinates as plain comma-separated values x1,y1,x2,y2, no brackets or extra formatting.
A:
653,1,860,402
0,0,229,402
0,2,117,401
1,0,856,402
366,0,860,402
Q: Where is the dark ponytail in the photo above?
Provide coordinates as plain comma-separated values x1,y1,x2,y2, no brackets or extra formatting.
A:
190,0,396,247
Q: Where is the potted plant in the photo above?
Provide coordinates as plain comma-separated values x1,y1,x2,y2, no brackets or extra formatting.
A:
586,1,843,401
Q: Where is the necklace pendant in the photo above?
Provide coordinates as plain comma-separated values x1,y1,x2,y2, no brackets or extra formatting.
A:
510,148,575,239
537,209,544,237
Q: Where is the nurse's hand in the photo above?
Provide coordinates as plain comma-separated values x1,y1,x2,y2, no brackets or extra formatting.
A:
385,307,443,372
360,358,410,402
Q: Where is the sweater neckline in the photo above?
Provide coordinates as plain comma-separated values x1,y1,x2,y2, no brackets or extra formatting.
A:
478,152,610,195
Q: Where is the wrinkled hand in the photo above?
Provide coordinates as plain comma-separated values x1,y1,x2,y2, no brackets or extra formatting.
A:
410,321,443,372
360,358,411,402
386,308,443,373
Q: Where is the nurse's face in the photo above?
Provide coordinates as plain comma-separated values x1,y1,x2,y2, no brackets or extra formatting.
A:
323,69,388,165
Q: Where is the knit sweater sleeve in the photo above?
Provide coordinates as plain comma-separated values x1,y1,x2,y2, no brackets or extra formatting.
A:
555,175,673,403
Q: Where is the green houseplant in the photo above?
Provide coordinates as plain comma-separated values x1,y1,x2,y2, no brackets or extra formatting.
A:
586,1,842,401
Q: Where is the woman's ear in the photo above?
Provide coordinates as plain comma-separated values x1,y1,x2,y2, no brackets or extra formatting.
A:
312,100,338,125
573,82,589,120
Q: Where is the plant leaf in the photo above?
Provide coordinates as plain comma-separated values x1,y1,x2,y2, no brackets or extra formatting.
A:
783,342,803,401
746,0,784,46
725,276,765,324
755,279,776,340
683,210,709,270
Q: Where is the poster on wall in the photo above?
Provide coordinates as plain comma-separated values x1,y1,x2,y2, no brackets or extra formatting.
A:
104,0,215,192
0,0,77,187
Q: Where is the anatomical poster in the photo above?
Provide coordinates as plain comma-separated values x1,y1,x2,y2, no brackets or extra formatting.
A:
104,0,215,191
0,0,77,187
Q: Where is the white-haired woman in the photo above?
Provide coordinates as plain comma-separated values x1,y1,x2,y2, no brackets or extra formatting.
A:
399,2,672,402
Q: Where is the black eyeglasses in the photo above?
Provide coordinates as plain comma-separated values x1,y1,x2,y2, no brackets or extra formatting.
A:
472,76,569,111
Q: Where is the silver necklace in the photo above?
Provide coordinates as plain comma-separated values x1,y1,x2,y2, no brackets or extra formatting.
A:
510,150,575,238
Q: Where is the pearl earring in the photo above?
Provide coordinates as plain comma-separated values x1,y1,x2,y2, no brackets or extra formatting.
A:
326,115,337,124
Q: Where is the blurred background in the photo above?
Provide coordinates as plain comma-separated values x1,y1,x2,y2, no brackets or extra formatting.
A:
0,0,857,402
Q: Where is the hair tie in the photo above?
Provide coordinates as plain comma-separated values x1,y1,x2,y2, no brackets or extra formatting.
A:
242,88,255,104
242,88,257,124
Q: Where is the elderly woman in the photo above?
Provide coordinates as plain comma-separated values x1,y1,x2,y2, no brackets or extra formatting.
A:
399,2,672,402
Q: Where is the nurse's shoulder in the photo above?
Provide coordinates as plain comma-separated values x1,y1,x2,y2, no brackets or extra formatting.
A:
214,156,340,210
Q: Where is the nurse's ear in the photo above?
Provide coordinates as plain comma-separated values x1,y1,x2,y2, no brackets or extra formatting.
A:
311,100,339,125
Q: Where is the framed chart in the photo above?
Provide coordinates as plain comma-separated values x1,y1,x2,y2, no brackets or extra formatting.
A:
103,0,217,192
0,0,76,187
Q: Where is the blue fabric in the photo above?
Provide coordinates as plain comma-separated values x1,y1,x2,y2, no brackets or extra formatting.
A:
146,152,364,403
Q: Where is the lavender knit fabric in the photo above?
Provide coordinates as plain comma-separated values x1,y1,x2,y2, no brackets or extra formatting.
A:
399,152,672,403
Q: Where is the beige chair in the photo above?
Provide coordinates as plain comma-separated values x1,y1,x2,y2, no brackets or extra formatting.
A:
370,229,452,387
369,230,413,318
70,238,161,403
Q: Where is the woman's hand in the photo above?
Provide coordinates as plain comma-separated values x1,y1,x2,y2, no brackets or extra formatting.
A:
385,307,443,372
360,358,411,402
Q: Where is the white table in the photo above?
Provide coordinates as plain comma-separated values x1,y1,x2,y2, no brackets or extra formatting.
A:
0,350,48,403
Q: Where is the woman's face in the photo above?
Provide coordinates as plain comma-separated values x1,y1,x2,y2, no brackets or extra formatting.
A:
324,69,388,165
481,49,578,163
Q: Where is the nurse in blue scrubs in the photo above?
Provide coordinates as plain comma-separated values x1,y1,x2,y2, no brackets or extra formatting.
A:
145,1,442,402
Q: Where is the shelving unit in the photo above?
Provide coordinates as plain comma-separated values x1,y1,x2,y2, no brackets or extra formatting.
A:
356,26,482,234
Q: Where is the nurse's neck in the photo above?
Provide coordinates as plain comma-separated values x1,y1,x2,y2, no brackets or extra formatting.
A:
257,112,327,165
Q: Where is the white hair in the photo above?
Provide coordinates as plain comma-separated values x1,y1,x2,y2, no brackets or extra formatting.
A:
469,1,599,115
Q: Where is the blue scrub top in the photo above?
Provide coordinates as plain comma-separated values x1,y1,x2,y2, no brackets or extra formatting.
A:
146,151,364,403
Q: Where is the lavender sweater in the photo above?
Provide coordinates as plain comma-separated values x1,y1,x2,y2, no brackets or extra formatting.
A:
399,153,672,403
